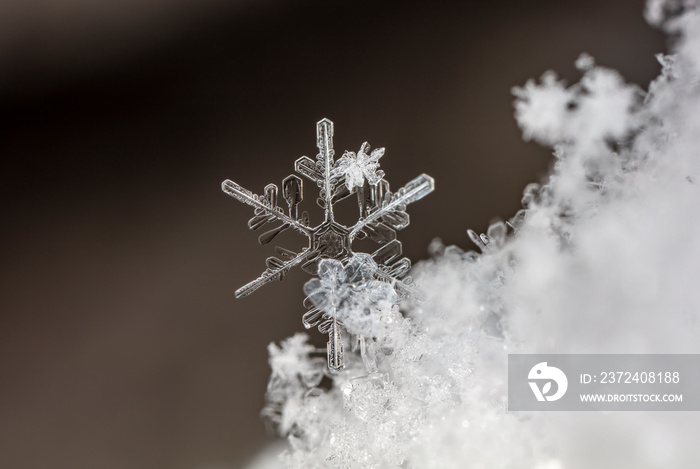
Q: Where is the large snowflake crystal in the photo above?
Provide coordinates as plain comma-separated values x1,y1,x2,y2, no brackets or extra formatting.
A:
222,118,434,370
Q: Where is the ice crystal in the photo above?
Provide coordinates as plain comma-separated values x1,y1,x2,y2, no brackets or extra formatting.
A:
222,119,434,370
303,254,399,372
246,2,700,468
332,143,386,191
262,334,335,451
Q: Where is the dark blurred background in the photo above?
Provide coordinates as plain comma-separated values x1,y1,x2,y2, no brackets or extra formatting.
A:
0,1,665,468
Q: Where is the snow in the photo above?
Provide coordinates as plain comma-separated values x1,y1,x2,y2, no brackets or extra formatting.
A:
249,1,700,467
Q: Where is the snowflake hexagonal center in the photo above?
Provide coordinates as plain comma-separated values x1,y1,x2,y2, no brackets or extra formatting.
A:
313,222,350,258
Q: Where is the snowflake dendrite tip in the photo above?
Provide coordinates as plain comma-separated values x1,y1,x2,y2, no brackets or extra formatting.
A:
222,118,434,370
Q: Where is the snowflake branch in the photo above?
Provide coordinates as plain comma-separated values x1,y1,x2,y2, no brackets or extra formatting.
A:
222,180,312,238
235,248,320,298
349,174,435,240
316,118,336,222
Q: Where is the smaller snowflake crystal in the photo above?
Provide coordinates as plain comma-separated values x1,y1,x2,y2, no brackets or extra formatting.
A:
303,254,398,370
222,118,434,371
332,142,385,191
303,254,377,315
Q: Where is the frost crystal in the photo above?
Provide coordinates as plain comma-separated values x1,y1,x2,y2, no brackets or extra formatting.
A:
222,119,434,370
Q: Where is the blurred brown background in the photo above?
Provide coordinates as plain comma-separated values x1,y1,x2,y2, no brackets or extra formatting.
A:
0,1,664,468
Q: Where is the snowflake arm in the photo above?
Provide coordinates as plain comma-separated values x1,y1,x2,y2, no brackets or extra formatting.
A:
316,118,337,222
235,247,320,298
221,180,312,238
349,173,435,241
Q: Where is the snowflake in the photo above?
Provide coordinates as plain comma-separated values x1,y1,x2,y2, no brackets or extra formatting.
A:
332,142,385,191
303,254,379,316
303,254,399,371
222,118,434,370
